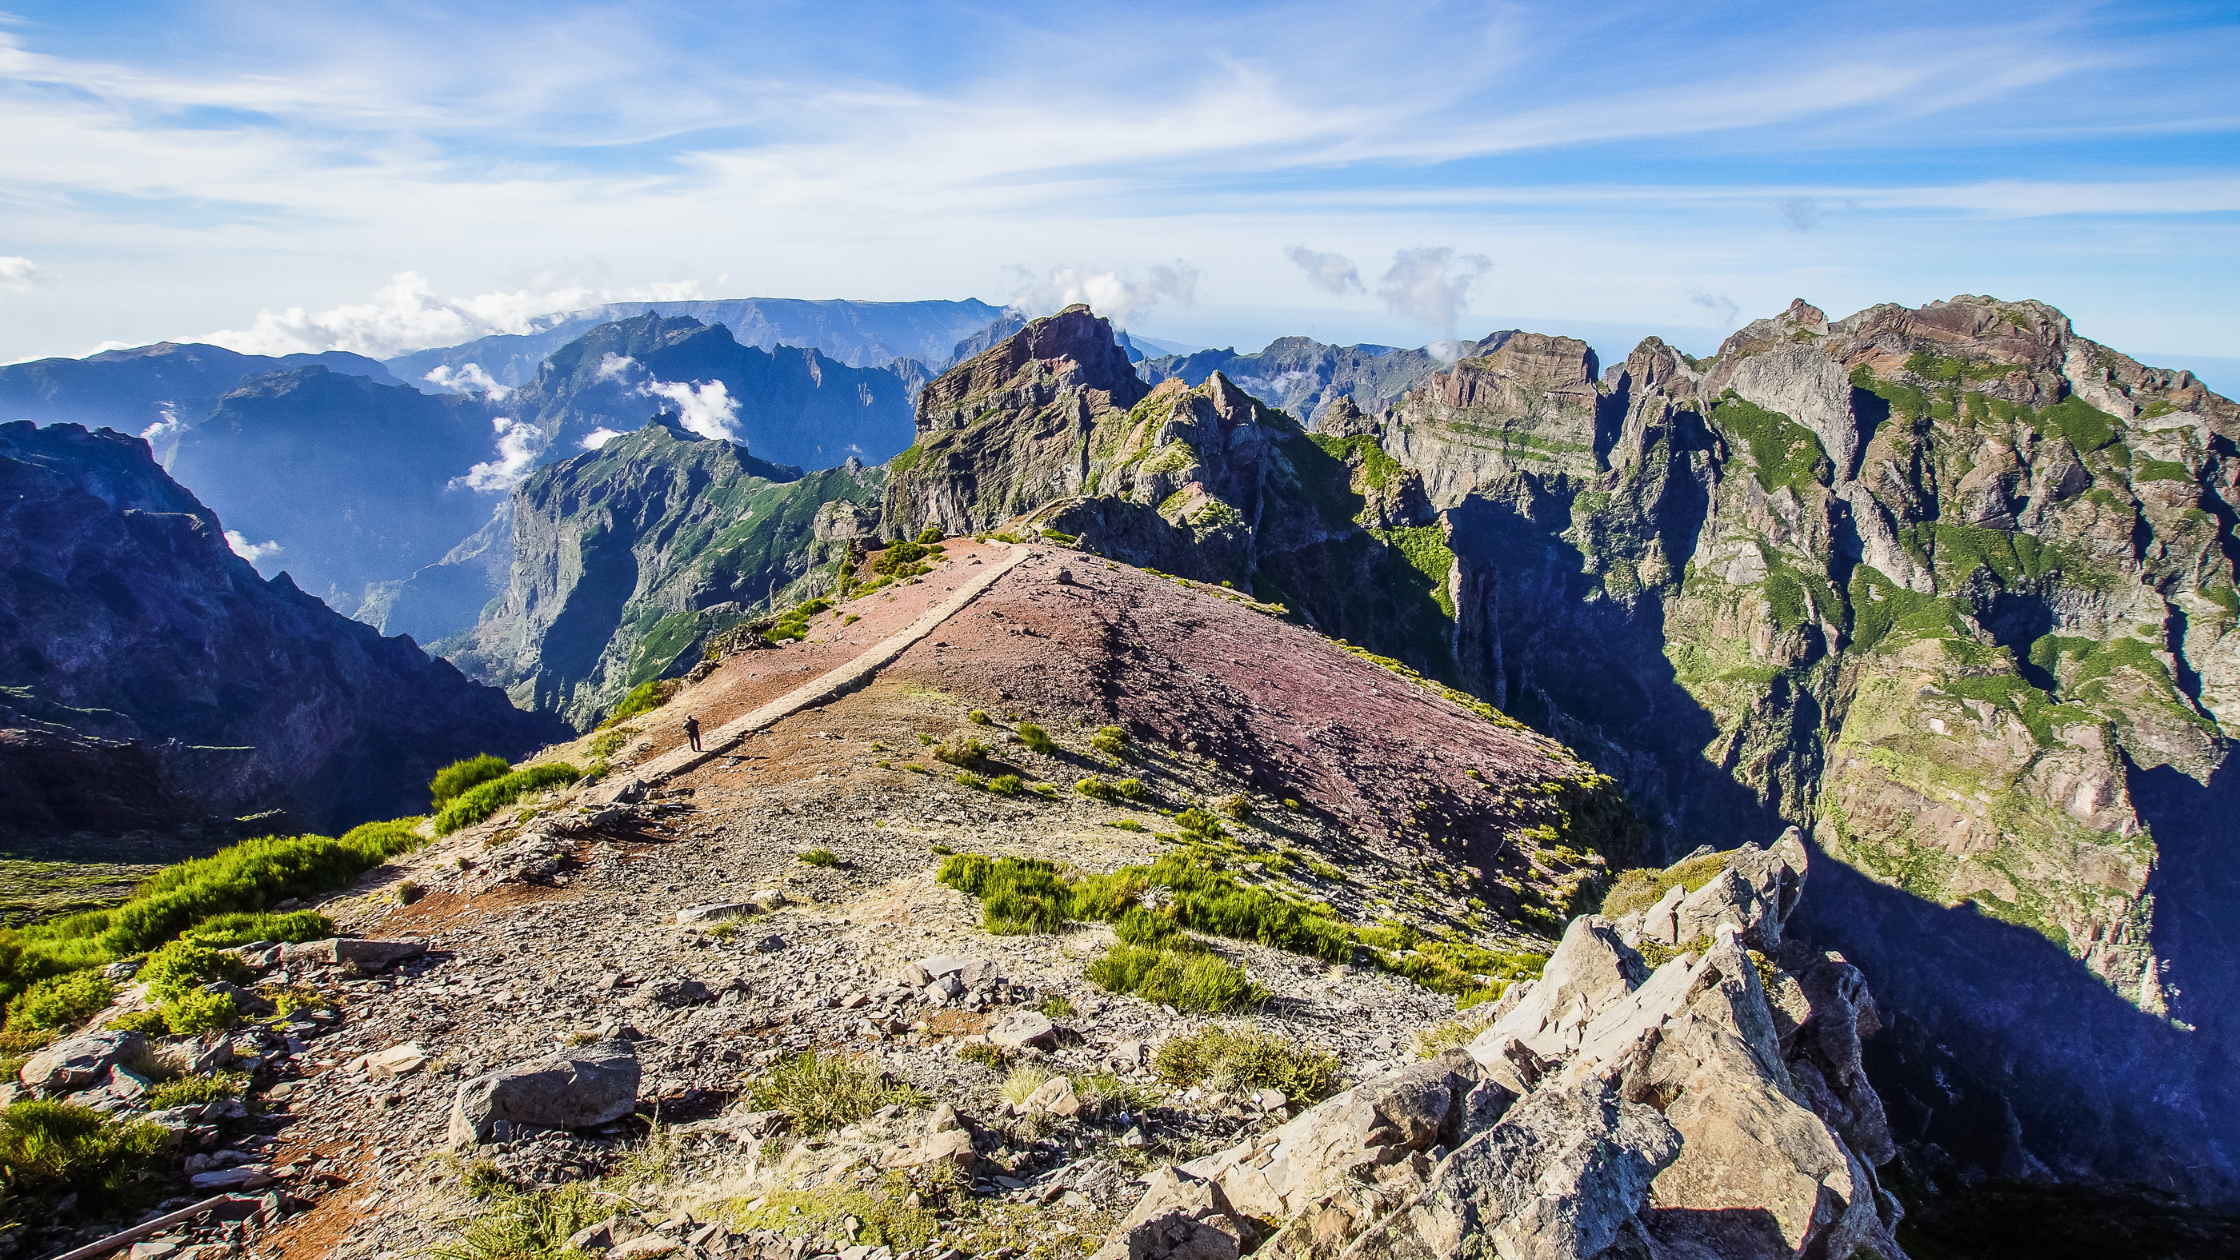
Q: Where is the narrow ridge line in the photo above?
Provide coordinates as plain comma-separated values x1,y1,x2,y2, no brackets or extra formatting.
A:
597,543,1036,798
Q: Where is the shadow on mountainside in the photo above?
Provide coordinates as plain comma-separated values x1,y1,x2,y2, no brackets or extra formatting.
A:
2131,757,2240,1065
1443,491,1784,852
1790,828,2240,1207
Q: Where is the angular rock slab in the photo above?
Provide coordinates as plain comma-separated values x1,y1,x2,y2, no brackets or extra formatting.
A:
281,937,427,972
448,1037,641,1145
19,1030,147,1093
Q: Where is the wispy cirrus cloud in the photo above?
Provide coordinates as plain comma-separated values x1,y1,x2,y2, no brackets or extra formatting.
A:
0,2,2232,362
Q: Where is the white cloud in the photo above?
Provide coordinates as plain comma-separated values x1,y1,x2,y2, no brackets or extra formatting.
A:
225,530,281,564
1008,263,1198,329
205,272,706,359
643,378,741,442
581,427,624,450
1284,246,1362,296
423,362,512,398
1687,290,1740,326
456,419,543,491
1376,247,1490,338
0,257,43,295
139,401,184,443
594,353,637,382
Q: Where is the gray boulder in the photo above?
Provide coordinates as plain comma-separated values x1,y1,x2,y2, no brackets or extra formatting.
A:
18,1030,147,1093
987,1010,1059,1052
280,937,427,972
1090,1166,1256,1260
626,977,712,1008
448,1038,641,1145
1376,1078,1681,1260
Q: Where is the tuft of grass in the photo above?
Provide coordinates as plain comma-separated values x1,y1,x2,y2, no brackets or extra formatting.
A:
1153,1025,1341,1101
1016,723,1056,755
933,735,990,769
936,854,1069,934
429,755,513,807
108,1009,168,1036
959,1042,1010,1070
144,1072,246,1111
1091,726,1125,757
724,1173,941,1251
1076,775,1117,802
1410,1008,1498,1059
432,764,581,835
1038,993,1075,1018
1000,1064,1056,1105
744,1050,926,1137
0,1101,167,1203
588,729,628,760
1086,942,1264,1014
967,710,992,725
1601,852,1732,919
186,909,332,947
986,774,1024,797
1114,778,1148,801
429,1183,612,1260
1214,794,1252,821
799,849,839,868
1103,819,1146,832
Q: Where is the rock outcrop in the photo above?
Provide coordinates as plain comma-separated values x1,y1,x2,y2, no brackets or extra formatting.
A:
0,421,566,836
1097,838,1908,1260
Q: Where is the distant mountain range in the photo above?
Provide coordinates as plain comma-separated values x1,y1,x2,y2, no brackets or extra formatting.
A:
389,297,1008,389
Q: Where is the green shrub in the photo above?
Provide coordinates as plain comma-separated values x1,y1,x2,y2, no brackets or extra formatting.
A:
429,755,512,807
186,909,332,947
589,729,628,760
745,1050,925,1137
1087,943,1264,1014
1600,852,1732,919
1016,723,1056,755
1068,869,1146,922
872,538,933,576
109,1009,168,1036
5,971,114,1031
799,849,839,868
144,1072,245,1111
1091,726,1125,756
1103,819,1146,832
959,1043,1009,1070
601,680,677,727
987,774,1024,797
1038,994,1075,1018
966,710,992,725
1076,775,1116,802
954,771,986,790
937,855,1069,933
0,1101,166,1200
139,940,252,1003
1214,794,1252,821
1114,905,1182,947
1114,778,1148,801
159,987,236,1035
915,527,945,545
932,736,989,769
1152,1025,1341,1101
432,763,581,835
1175,808,1228,846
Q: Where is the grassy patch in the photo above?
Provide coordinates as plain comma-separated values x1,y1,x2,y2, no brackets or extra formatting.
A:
1712,395,1832,492
432,764,580,835
601,679,678,727
3,970,115,1032
2,1100,166,1206
1091,725,1125,757
429,755,512,807
932,735,990,769
144,1072,246,1111
744,1051,926,1137
430,1182,612,1260
1085,943,1265,1014
799,849,839,868
588,729,628,760
1601,852,1733,918
1152,1025,1341,1101
1015,722,1056,755
936,854,1069,934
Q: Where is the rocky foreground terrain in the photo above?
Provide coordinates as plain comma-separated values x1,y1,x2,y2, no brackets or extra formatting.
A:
4,541,1936,1260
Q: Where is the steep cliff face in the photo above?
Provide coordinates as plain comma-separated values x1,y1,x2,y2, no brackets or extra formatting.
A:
0,422,565,837
1358,295,2240,1201
499,313,918,471
447,416,881,728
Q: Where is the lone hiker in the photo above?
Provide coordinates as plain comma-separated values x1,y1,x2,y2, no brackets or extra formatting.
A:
683,713,702,752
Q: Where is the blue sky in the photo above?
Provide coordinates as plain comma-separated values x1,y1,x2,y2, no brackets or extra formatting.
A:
1,0,2236,385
